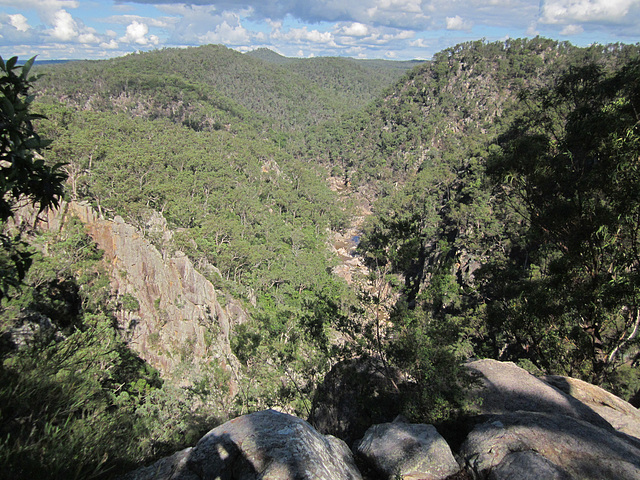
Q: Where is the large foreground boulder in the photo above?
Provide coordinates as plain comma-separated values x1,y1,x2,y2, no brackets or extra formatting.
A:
460,411,640,480
121,360,640,480
543,374,640,442
354,419,460,480
466,359,612,430
121,409,362,480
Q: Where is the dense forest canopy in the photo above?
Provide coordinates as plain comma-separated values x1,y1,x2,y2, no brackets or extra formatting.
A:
34,45,418,132
350,38,640,394
1,38,640,478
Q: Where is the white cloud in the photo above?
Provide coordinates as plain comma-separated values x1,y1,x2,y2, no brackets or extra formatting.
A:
526,21,539,36
377,0,422,13
78,31,100,44
334,23,401,49
120,21,159,45
267,19,282,30
276,26,337,46
560,24,585,34
0,0,638,61
540,0,639,24
446,15,473,31
154,3,216,16
198,20,251,45
341,22,369,36
0,0,78,10
9,14,30,32
49,9,78,41
386,30,414,40
154,5,248,45
104,14,173,29
410,38,431,48
2,0,79,29
364,0,430,28
100,39,119,49
2,2,116,48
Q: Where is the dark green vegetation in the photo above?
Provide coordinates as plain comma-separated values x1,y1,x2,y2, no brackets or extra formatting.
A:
486,58,640,389
0,57,66,299
0,218,224,478
1,39,639,477
34,45,416,131
345,38,640,401
0,56,220,479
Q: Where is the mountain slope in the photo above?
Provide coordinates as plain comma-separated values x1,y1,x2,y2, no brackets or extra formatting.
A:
344,38,640,396
7,36,640,479
35,44,418,130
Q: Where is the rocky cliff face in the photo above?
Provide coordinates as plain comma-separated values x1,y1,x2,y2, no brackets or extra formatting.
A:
38,201,248,382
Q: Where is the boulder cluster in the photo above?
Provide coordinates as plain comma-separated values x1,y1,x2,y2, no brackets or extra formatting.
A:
121,359,640,480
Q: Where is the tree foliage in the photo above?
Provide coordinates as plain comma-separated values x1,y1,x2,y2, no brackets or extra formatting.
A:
34,45,416,133
0,218,224,479
0,56,67,299
0,56,66,220
355,38,640,400
8,38,640,476
486,58,640,383
33,50,358,424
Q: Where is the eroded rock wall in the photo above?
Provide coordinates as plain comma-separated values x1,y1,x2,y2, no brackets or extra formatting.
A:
38,201,247,381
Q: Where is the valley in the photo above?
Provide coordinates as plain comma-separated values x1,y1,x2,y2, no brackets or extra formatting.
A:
1,38,640,478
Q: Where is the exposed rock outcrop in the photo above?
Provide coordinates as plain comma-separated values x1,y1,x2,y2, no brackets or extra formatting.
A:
462,359,640,479
119,360,640,480
460,411,640,480
465,359,612,430
354,419,460,480
543,374,640,442
120,409,363,480
37,201,248,380
486,450,570,480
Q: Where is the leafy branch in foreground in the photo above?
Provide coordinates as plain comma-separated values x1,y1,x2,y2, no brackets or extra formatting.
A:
0,56,66,220
0,55,67,299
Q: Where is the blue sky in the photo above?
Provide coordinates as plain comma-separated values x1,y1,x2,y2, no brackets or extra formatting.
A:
1,0,639,61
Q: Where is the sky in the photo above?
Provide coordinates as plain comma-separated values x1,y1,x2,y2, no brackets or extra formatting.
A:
0,0,639,61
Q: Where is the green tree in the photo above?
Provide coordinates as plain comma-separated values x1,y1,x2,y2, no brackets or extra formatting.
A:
0,56,66,220
0,56,66,298
487,59,640,383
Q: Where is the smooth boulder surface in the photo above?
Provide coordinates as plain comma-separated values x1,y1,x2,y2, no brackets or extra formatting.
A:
120,360,640,480
460,411,640,480
543,374,640,442
355,420,460,480
466,359,612,430
487,451,570,480
121,409,362,480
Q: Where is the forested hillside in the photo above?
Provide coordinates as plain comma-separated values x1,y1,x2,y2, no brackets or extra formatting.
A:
1,38,640,478
326,38,640,399
35,45,416,131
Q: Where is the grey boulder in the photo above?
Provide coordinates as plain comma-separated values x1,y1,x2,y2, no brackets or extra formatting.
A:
461,411,640,480
355,420,460,480
543,374,640,443
121,409,362,480
465,359,612,430
487,451,570,480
